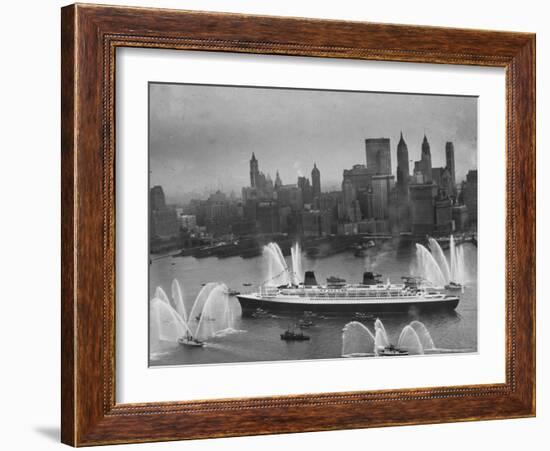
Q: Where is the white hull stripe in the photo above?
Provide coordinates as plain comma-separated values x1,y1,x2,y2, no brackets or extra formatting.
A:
238,295,458,305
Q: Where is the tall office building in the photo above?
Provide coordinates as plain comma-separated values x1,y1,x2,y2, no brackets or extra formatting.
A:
256,201,280,234
445,141,456,187
343,164,372,191
246,153,274,200
298,176,313,205
434,189,453,234
150,185,167,210
341,178,361,222
274,170,282,189
150,185,179,242
342,164,373,219
365,138,391,175
277,185,303,211
311,163,321,199
371,175,395,219
250,152,259,187
409,182,438,235
396,132,410,195
464,169,478,225
420,134,433,183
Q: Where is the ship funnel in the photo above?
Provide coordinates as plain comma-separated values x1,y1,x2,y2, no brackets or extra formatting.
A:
304,271,318,286
362,271,379,285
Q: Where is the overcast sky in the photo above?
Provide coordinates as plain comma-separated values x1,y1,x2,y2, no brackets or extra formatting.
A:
149,83,477,204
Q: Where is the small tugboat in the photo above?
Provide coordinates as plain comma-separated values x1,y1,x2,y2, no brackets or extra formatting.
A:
178,331,204,348
280,328,310,341
227,288,240,296
378,344,408,356
444,281,463,291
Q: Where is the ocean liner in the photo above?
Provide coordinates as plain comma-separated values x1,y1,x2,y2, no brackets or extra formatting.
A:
236,271,459,316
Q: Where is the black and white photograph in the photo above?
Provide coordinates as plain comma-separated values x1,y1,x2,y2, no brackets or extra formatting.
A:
148,82,479,366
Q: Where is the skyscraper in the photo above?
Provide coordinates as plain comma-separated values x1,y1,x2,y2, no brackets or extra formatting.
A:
420,134,433,183
341,178,360,222
246,153,274,200
311,163,321,199
371,175,395,219
150,185,179,243
274,170,282,189
298,176,313,205
396,132,410,195
249,152,259,187
409,183,438,235
150,185,167,210
445,141,456,187
365,138,391,175
464,169,478,225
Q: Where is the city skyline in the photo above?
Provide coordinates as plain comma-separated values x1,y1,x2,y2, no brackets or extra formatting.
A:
149,83,477,204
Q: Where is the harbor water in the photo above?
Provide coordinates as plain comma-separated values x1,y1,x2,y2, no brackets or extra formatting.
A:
149,242,478,366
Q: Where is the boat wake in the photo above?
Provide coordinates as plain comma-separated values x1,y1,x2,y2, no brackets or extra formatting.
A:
212,327,247,338
342,352,376,358
427,347,476,354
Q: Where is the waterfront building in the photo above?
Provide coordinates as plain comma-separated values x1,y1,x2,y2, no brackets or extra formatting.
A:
231,219,257,237
358,219,376,234
278,206,292,234
341,178,361,223
277,184,304,211
365,138,391,175
371,174,395,219
179,214,197,232
338,222,359,235
302,210,322,237
318,191,341,212
317,191,341,234
409,182,438,235
452,204,468,231
256,201,280,234
298,176,313,205
151,208,179,240
434,189,453,234
319,210,334,235
342,164,374,219
150,185,179,243
463,169,478,226
374,219,390,234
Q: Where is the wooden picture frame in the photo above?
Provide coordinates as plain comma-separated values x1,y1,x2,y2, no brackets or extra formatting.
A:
61,3,535,446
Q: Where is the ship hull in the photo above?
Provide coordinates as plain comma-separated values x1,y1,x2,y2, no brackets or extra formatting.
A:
237,294,459,316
